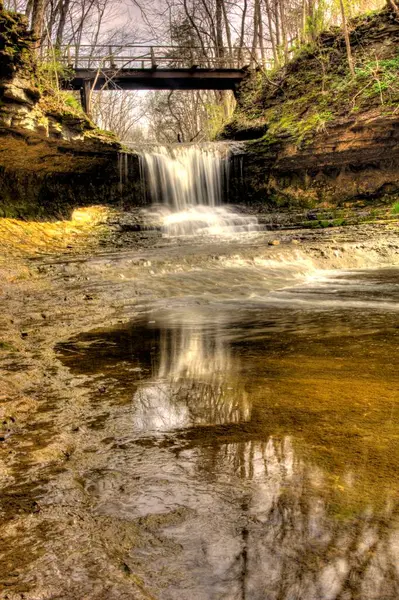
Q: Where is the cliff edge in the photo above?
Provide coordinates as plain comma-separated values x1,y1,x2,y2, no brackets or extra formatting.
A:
0,7,140,218
223,7,399,209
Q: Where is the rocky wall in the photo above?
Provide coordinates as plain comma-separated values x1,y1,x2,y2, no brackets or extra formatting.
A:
224,7,399,210
0,6,144,218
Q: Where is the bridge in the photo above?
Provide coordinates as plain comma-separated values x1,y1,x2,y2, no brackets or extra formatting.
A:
60,45,270,114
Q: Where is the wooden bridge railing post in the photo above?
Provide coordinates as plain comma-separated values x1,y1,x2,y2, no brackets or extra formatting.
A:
66,45,72,68
109,46,116,69
150,47,157,69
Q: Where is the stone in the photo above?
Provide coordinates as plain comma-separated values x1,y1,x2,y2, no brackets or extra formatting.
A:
2,82,34,106
268,240,280,246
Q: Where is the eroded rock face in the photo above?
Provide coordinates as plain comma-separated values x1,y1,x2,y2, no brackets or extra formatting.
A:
233,112,399,207
225,7,399,209
0,7,143,218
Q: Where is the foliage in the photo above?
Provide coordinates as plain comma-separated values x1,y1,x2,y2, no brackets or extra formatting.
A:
34,56,90,121
0,6,34,78
35,56,73,93
225,7,399,146
205,100,232,140
62,92,82,111
354,56,399,103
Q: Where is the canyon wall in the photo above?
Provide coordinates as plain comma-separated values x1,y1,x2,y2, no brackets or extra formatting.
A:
0,7,141,218
224,7,399,211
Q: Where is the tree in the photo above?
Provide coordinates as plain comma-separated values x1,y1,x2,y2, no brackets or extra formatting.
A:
2,0,387,140
30,0,46,46
387,0,399,15
339,0,355,76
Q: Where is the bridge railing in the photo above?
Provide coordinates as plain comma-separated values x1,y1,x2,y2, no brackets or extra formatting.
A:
60,44,274,71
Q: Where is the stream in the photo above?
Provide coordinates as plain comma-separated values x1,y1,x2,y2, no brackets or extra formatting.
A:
1,145,398,600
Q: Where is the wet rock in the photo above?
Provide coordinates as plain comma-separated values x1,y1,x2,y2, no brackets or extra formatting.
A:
268,240,280,246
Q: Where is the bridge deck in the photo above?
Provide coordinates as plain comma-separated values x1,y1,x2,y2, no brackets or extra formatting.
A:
69,67,246,92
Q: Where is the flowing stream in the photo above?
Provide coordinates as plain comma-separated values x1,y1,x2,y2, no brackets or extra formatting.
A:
3,145,399,599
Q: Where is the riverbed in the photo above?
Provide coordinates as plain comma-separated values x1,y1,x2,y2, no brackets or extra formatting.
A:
0,221,398,600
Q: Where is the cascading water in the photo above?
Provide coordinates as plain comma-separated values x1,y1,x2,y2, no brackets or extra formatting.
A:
141,145,226,210
139,143,260,236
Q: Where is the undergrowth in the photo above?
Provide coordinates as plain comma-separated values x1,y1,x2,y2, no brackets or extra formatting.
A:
391,201,399,215
227,8,399,147
36,57,87,119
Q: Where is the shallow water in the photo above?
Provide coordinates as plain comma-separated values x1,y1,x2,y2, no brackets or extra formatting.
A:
53,265,399,599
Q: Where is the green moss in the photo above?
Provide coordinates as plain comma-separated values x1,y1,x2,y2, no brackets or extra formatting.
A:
391,201,399,215
0,7,35,78
0,340,16,351
223,8,399,146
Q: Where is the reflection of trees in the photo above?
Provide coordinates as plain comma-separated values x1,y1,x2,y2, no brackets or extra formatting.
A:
132,317,250,431
192,437,399,600
57,300,399,598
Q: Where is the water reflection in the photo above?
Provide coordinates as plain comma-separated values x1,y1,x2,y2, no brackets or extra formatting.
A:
82,434,399,599
132,315,250,432
55,271,399,599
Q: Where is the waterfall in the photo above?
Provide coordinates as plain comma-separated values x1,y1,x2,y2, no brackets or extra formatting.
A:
140,144,229,210
138,143,260,236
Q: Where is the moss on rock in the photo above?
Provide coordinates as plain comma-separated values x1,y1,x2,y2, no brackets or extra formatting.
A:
0,7,34,79
224,7,399,147
223,7,399,210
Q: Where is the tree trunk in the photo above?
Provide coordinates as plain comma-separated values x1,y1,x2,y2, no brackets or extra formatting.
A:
237,0,247,66
25,0,34,24
279,0,288,63
274,0,280,50
221,0,233,66
387,0,399,15
251,0,259,67
301,0,307,43
307,0,316,41
264,0,279,67
55,0,71,50
183,0,209,64
339,0,355,77
31,0,46,48
215,0,224,66
256,0,266,68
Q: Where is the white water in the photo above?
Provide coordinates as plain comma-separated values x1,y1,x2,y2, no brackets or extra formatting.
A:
139,144,260,236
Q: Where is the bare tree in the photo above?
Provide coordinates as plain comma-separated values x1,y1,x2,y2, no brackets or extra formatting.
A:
339,0,355,76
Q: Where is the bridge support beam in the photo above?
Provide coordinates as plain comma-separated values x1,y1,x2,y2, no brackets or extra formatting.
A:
80,79,92,116
67,68,247,94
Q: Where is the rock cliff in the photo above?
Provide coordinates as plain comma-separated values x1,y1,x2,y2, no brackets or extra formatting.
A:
0,7,140,218
223,7,399,210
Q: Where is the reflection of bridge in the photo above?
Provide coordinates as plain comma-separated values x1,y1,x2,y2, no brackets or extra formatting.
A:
60,44,263,113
